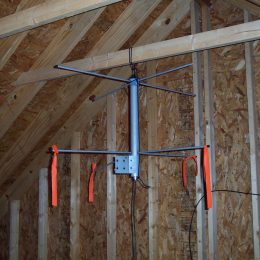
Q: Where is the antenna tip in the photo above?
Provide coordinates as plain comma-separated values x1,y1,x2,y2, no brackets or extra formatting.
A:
89,95,96,102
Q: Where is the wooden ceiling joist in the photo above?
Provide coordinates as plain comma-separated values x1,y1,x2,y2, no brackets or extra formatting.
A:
15,19,260,85
0,0,121,39
0,0,162,191
230,0,260,17
0,8,104,139
0,0,190,219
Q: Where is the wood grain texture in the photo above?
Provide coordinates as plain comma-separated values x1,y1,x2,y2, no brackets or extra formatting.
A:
0,0,188,224
9,200,20,260
244,10,260,259
38,168,49,260
106,94,117,260
0,8,104,139
70,132,81,260
15,19,260,84
0,0,160,203
0,0,43,70
191,1,206,259
230,0,260,17
202,3,218,259
147,60,159,260
0,0,121,38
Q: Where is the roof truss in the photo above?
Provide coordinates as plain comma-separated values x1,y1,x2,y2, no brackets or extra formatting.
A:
0,0,121,39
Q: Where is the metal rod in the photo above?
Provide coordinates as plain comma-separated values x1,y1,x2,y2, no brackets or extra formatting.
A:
140,63,192,82
143,145,206,153
53,149,131,155
139,152,185,158
130,77,140,180
140,82,195,97
55,64,130,83
92,82,129,102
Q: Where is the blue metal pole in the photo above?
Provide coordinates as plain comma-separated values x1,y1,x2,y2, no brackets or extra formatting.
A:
55,149,131,155
130,77,140,180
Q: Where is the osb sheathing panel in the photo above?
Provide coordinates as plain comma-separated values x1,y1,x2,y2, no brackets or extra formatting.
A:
0,213,9,259
153,56,196,260
0,0,125,155
0,0,132,196
213,44,254,259
19,177,38,259
80,109,107,260
209,1,256,258
0,1,259,260
0,0,172,203
48,153,70,259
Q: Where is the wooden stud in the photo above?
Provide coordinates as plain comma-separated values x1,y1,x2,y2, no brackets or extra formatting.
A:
191,1,206,259
202,3,218,259
9,200,20,260
244,10,260,260
106,95,117,260
147,60,159,260
38,168,48,260
15,19,260,85
0,0,190,219
0,0,121,39
70,132,81,260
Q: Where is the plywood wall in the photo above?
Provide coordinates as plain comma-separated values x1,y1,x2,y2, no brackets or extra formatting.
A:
0,1,260,259
213,43,253,259
0,213,9,259
79,109,107,259
19,180,38,259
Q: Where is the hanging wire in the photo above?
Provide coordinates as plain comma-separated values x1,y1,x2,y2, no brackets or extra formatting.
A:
131,179,137,260
137,177,150,189
188,189,260,260
129,47,137,77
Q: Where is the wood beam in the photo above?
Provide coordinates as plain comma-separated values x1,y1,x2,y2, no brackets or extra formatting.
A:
0,0,42,70
9,200,20,260
230,0,260,17
248,0,260,6
70,132,81,260
15,19,260,85
0,0,190,219
202,3,218,259
0,0,121,39
106,95,117,260
0,0,162,194
38,168,48,260
147,61,159,260
0,9,104,139
191,1,206,259
244,10,260,259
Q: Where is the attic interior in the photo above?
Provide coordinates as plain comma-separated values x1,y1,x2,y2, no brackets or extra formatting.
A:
0,0,260,259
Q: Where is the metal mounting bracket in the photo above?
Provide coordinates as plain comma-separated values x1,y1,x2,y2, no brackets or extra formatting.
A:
114,155,138,175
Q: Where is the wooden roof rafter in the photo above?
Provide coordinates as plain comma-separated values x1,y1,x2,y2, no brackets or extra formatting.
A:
0,0,163,194
0,7,105,139
0,0,42,70
0,0,192,218
0,0,122,39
